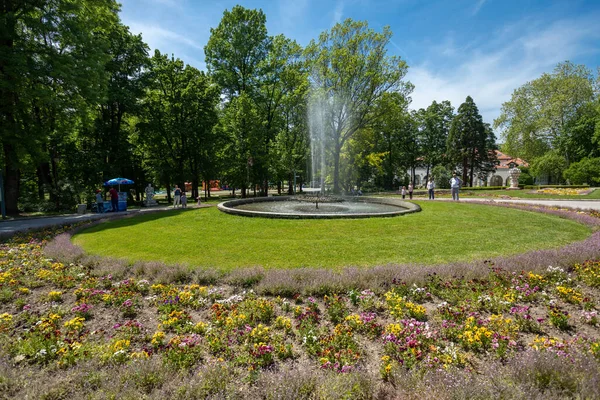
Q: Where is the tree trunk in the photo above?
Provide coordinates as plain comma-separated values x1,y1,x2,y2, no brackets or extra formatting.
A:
462,157,469,187
3,143,19,215
333,144,341,194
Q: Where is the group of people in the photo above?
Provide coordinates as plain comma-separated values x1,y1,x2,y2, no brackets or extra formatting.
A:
95,187,119,213
172,185,188,208
400,173,463,201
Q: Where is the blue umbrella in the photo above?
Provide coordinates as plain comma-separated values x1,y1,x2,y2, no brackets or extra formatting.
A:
103,177,134,192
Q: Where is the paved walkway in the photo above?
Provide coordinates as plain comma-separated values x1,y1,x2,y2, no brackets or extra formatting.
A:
0,204,211,238
439,197,600,211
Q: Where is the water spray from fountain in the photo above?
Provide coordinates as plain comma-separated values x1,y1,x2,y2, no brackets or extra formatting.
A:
308,88,327,194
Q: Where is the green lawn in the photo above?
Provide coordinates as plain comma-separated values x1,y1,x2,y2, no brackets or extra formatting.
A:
73,201,591,271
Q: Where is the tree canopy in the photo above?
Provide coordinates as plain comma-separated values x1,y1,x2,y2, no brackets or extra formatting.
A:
8,2,600,214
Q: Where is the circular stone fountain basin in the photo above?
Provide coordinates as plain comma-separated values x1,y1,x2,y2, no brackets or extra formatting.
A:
217,196,420,219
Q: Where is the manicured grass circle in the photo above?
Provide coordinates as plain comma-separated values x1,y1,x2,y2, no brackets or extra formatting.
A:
72,201,592,271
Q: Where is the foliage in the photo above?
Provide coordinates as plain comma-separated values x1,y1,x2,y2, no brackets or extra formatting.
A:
563,157,600,185
432,165,451,189
495,61,598,163
530,151,568,184
305,19,412,193
447,96,498,186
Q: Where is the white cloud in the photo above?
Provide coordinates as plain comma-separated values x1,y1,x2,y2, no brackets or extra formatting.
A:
472,0,487,16
407,14,600,124
332,1,344,25
128,22,203,52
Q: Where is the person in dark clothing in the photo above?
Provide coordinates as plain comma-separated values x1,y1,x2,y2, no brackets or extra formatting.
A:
109,187,119,212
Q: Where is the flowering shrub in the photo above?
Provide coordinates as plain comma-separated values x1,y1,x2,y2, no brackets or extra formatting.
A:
385,291,427,321
458,316,493,352
382,319,437,370
160,309,193,333
318,323,361,372
548,305,570,331
164,335,203,369
71,303,93,320
0,312,13,333
556,285,583,304
536,188,590,196
574,260,600,287
47,290,63,302
510,305,544,333
324,294,349,323
580,311,598,326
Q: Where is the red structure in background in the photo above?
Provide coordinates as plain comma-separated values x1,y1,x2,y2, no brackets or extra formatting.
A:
199,180,221,191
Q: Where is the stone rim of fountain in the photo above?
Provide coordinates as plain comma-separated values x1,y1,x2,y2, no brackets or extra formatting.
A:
217,196,421,219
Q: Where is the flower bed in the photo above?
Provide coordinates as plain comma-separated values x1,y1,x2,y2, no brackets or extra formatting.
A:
0,212,599,398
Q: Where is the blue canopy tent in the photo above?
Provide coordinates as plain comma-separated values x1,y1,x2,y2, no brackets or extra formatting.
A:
103,178,134,211
103,177,134,192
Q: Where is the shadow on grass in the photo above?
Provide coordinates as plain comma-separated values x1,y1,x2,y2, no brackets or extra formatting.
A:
75,207,205,235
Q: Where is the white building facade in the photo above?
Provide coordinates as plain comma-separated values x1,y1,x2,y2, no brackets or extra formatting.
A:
408,151,529,187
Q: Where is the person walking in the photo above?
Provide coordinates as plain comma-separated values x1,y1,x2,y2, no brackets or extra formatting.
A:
450,173,462,201
408,183,414,200
173,185,181,208
401,186,406,199
427,178,435,200
95,190,104,213
109,187,119,212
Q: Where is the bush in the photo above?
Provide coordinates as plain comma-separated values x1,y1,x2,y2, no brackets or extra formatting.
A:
530,152,568,184
432,166,451,189
518,166,534,185
563,157,600,185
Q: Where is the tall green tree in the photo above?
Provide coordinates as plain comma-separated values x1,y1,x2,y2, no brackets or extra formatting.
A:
495,61,596,164
76,23,149,201
372,92,410,189
269,48,310,194
417,100,454,180
205,5,270,197
218,92,263,196
135,51,219,200
204,5,268,99
255,35,305,195
0,0,119,213
305,19,412,193
447,96,497,186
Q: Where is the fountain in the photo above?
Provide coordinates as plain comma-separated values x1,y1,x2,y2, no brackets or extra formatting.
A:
217,82,420,219
217,195,420,219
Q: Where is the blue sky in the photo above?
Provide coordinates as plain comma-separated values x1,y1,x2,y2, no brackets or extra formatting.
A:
119,0,600,123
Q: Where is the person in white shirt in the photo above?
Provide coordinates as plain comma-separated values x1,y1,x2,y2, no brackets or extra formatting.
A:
427,179,435,200
450,173,462,201
173,185,181,207
180,191,187,208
